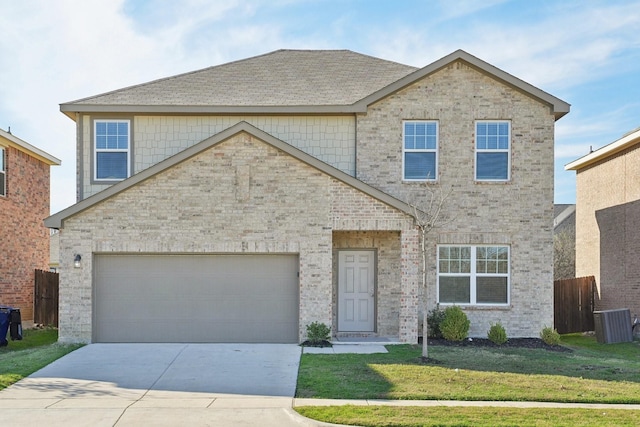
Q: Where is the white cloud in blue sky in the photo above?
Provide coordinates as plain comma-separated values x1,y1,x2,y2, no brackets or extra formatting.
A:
1,0,639,212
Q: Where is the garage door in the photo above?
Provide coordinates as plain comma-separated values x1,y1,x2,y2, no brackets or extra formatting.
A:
94,254,299,343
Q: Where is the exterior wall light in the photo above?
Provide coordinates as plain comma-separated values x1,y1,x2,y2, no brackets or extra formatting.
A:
74,254,82,268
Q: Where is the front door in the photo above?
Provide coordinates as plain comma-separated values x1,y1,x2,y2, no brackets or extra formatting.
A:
338,250,375,332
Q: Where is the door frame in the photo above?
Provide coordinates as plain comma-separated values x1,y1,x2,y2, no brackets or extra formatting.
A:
336,249,377,333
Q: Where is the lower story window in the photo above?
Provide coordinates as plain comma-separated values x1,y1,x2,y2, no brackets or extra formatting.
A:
438,245,509,305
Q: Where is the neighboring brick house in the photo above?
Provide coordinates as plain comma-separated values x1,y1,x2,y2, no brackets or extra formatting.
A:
45,49,569,344
565,127,640,320
0,128,60,321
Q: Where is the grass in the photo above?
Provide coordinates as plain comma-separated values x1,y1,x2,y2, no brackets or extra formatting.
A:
295,335,640,426
295,405,640,427
0,327,83,390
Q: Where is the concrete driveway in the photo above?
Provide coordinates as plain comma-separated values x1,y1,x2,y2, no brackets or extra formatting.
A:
0,343,317,427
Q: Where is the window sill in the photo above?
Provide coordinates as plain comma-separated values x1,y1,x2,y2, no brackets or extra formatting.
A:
438,303,512,311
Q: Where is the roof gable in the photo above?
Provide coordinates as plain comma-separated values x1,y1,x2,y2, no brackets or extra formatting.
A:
355,50,570,120
45,121,414,229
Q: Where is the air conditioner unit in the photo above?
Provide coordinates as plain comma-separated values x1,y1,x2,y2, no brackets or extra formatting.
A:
593,309,633,344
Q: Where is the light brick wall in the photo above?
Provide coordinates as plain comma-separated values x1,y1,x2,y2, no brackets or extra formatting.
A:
575,143,640,318
356,60,556,337
59,132,416,343
80,115,355,199
0,146,51,320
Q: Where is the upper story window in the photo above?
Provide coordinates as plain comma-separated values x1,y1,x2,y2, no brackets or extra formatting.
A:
475,121,510,181
403,121,438,181
94,120,130,181
438,245,510,305
0,146,5,196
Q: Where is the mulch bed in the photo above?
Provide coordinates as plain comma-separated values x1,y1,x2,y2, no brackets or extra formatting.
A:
423,337,573,352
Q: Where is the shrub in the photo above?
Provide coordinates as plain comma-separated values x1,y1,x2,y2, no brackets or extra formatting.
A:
426,306,446,338
487,322,508,345
540,326,561,346
440,306,470,341
306,321,331,345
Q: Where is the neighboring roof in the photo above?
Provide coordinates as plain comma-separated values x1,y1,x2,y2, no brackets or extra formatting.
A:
60,49,570,120
0,128,61,166
565,127,640,171
44,121,414,229
554,204,576,230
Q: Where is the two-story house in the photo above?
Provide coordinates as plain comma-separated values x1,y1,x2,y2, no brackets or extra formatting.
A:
1,128,60,322
565,127,640,321
45,49,569,344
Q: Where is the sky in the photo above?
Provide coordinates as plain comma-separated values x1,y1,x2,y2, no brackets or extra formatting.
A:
1,0,639,214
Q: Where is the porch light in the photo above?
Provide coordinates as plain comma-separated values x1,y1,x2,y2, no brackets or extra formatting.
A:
74,254,82,268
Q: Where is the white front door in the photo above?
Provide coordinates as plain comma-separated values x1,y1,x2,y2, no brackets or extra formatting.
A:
338,250,375,332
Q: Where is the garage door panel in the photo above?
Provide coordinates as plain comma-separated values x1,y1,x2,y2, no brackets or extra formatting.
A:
94,254,299,343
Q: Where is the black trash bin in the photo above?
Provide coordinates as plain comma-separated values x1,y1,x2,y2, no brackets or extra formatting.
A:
0,307,10,347
9,308,22,341
0,306,22,346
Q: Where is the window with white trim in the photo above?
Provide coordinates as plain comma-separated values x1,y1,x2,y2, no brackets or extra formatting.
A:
0,147,5,196
475,121,510,181
94,120,130,181
403,121,438,180
438,245,510,305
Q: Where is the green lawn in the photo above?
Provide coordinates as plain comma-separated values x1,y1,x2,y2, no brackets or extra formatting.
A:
296,405,640,427
0,328,82,390
295,335,640,426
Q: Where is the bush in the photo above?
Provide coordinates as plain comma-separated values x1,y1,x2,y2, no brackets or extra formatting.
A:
440,306,470,341
540,326,561,346
426,306,446,338
487,322,508,345
306,321,331,345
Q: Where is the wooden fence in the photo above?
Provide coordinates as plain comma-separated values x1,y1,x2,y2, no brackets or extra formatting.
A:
554,276,595,334
34,269,59,326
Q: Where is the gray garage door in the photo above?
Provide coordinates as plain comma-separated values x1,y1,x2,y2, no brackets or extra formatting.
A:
94,254,299,343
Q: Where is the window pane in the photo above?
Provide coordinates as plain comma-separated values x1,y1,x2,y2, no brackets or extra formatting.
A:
477,152,508,180
498,260,508,274
117,135,129,149
439,246,449,259
106,135,118,149
0,147,4,171
96,135,107,149
96,152,128,179
405,152,436,180
415,134,426,149
0,171,4,196
477,277,508,303
96,122,106,135
439,276,470,303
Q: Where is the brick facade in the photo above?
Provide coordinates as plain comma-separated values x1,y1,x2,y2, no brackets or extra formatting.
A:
575,143,640,319
0,145,51,320
356,61,556,337
58,132,416,343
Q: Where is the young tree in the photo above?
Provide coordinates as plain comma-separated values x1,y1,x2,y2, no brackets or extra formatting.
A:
409,185,454,359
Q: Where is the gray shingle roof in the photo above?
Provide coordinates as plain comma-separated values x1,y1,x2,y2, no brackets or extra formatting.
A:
60,49,569,120
65,50,417,107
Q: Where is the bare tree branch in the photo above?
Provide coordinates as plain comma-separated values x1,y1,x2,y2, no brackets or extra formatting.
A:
407,185,455,359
